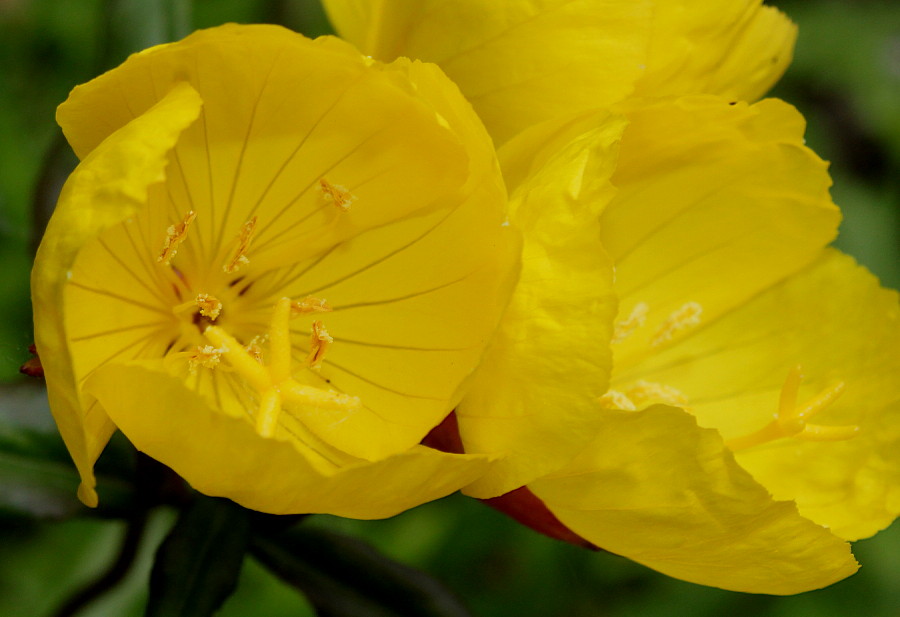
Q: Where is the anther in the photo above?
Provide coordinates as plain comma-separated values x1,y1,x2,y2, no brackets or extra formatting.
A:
291,296,332,316
158,211,196,265
187,345,224,373
598,390,637,411
612,302,648,344
626,380,688,407
726,365,858,451
319,178,356,211
307,320,333,369
224,216,258,273
651,302,703,347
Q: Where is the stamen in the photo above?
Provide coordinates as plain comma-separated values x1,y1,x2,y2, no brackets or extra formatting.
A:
319,178,356,211
307,320,333,370
726,366,858,451
245,335,266,363
612,302,648,344
157,211,196,265
598,390,637,411
651,302,703,347
626,380,688,407
224,216,258,273
187,345,224,373
281,380,361,410
291,296,332,316
196,294,223,320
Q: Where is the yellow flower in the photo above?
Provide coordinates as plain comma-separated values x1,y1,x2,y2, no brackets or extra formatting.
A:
322,0,900,594
31,25,519,517
321,0,796,144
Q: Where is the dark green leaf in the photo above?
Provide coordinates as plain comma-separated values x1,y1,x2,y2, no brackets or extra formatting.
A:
251,525,473,617
146,494,251,617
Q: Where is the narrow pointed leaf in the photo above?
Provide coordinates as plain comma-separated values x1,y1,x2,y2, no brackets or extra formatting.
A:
146,495,251,617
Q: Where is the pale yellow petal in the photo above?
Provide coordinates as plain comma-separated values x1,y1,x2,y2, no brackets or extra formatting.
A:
603,96,840,373
323,0,653,144
84,361,492,518
635,0,797,101
530,405,858,594
31,83,201,506
456,111,627,498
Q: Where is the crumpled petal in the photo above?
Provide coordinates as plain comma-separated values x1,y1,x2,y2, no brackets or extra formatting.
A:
321,0,653,144
635,0,797,101
620,251,900,541
31,83,202,506
529,405,858,594
456,110,626,498
84,361,491,518
603,96,840,373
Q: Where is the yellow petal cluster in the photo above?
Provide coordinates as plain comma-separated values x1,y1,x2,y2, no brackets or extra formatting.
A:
320,0,900,595
33,25,518,517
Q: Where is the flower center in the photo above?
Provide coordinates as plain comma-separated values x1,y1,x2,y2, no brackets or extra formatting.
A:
204,297,360,437
726,366,858,451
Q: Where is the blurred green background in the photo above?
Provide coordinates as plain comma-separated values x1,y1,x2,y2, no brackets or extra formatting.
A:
0,1,898,616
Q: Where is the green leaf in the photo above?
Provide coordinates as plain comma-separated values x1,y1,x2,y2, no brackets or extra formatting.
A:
251,525,473,617
146,494,251,617
0,383,134,519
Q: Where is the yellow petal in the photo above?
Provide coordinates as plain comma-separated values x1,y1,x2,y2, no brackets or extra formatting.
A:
603,96,840,373
84,361,491,518
635,0,797,101
456,111,627,498
322,0,653,144
529,405,858,594
31,83,202,506
622,251,900,540
57,25,471,272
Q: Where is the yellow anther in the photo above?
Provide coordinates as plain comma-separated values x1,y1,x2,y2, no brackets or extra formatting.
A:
626,380,689,407
319,178,356,211
187,345,224,373
612,302,648,344
195,293,223,321
245,335,266,363
224,216,258,273
598,390,637,411
651,302,703,347
726,366,858,451
307,320,333,370
157,210,196,265
291,296,332,316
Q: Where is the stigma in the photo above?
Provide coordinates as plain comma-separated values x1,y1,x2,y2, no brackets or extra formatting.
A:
726,366,859,452
202,297,359,438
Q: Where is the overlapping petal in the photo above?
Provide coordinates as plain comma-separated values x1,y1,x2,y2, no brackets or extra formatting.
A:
602,96,840,373
85,362,491,517
635,0,797,101
529,405,858,594
322,0,653,144
456,111,625,497
31,83,202,506
620,251,900,541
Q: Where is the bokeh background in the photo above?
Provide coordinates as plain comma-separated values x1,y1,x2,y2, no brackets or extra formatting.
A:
1,1,898,615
